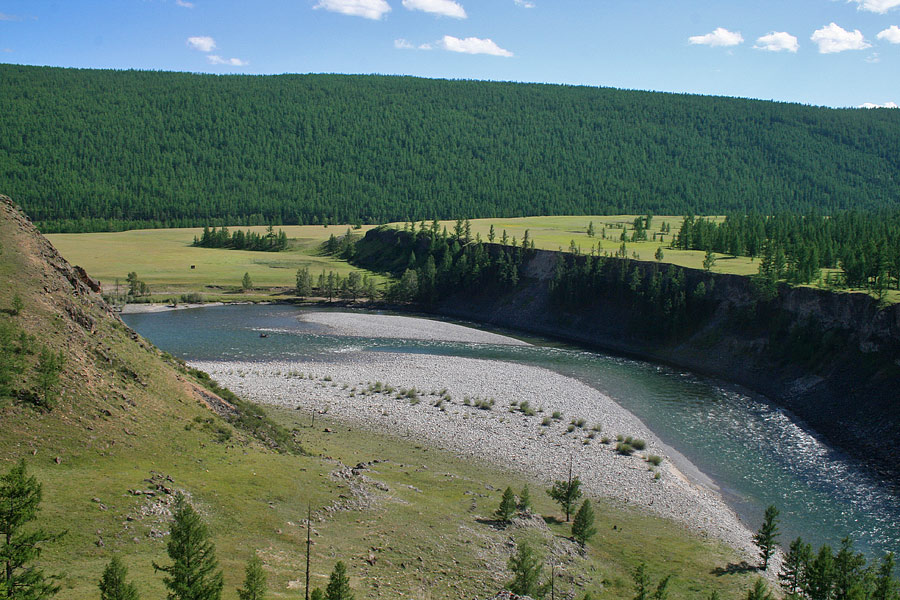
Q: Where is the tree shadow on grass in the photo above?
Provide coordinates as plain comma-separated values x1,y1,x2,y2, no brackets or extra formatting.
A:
711,561,758,576
475,517,510,530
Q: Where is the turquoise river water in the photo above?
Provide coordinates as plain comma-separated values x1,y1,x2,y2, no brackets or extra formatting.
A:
122,304,899,559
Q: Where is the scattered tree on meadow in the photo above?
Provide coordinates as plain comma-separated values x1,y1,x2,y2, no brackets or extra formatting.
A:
703,249,717,272
571,499,597,548
324,562,353,600
746,579,774,600
655,247,664,262
99,556,139,600
296,267,313,298
507,542,545,598
631,564,670,600
153,494,224,600
10,295,23,316
496,487,517,523
241,272,253,291
587,221,595,238
753,505,780,570
547,470,582,522
517,485,532,514
0,460,63,600
237,555,267,600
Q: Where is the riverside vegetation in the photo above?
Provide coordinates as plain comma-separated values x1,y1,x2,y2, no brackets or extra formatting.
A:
3,195,826,599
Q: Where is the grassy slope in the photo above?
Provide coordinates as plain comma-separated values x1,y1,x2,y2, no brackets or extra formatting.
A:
3,199,757,599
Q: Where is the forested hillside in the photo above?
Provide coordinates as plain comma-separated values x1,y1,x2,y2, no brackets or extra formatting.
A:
1,64,898,232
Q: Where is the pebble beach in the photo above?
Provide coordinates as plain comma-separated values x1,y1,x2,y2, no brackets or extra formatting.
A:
191,311,760,559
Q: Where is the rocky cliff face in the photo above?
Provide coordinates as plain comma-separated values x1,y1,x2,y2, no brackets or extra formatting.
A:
362,229,900,477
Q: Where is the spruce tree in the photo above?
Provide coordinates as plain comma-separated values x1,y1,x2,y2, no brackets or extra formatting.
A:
241,272,253,291
99,556,139,600
753,505,780,570
632,563,651,600
153,494,224,600
571,500,597,548
0,459,63,600
324,562,353,600
237,555,266,600
495,487,516,524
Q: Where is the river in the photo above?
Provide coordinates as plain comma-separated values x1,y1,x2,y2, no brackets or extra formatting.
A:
122,303,900,559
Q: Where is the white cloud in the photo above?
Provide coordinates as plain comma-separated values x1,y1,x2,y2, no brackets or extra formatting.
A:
848,0,900,13
438,35,513,56
186,36,216,52
175,0,195,7
688,27,744,47
859,101,899,108
514,0,535,7
877,25,900,43
314,0,391,20
754,31,799,52
0,12,22,21
810,23,871,53
395,38,434,50
402,0,466,18
207,55,249,66
866,52,881,62
1,48,12,53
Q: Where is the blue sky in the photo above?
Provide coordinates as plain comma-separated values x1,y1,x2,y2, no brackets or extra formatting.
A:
1,0,897,108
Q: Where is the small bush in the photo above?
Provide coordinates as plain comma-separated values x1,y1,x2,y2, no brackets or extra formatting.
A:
616,442,634,456
601,436,610,444
591,423,603,432
541,417,551,426
519,401,535,416
566,424,575,433
647,455,662,466
631,438,647,450
552,411,563,420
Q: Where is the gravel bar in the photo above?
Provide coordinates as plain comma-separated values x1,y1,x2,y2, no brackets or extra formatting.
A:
193,351,757,558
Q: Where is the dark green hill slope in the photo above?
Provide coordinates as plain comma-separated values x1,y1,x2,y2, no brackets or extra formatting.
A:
2,64,899,232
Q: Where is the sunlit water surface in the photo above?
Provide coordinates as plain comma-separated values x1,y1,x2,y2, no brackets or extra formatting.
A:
123,304,900,558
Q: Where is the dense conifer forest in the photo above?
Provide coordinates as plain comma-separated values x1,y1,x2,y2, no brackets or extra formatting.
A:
1,64,899,232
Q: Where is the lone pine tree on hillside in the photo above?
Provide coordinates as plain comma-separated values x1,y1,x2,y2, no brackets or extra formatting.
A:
99,556,139,600
571,499,597,548
753,505,780,570
0,459,63,600
237,555,267,600
506,542,545,598
517,485,533,514
496,487,517,523
324,561,353,600
153,493,224,600
547,462,583,522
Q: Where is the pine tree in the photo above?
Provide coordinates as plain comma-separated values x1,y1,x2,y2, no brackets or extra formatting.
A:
779,537,812,597
547,474,583,522
571,500,597,548
507,542,544,597
324,562,353,600
874,553,898,600
495,487,516,523
517,485,532,514
587,221,595,238
0,460,63,600
99,556,139,600
655,247,664,262
632,563,651,600
237,555,266,600
310,590,324,600
241,272,253,291
746,579,774,600
296,267,313,298
153,494,224,600
753,505,780,570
